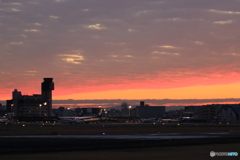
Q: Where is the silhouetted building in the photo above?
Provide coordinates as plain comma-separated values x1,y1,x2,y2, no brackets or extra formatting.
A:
136,101,165,118
166,109,183,119
183,104,222,120
53,107,82,117
120,101,130,116
217,104,240,122
107,108,121,117
41,78,54,116
6,78,54,117
182,105,203,119
82,108,101,116
140,101,145,106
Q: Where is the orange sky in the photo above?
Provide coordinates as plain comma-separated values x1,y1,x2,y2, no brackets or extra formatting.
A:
1,0,240,104
54,83,240,100
1,71,240,101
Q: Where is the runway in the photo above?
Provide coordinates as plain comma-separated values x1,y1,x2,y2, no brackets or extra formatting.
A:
0,131,238,140
1,131,240,154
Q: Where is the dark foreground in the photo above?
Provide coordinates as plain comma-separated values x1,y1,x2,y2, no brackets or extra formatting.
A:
1,136,240,154
1,143,239,160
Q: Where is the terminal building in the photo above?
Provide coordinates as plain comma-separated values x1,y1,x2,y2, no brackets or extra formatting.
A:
53,107,102,117
217,104,240,122
136,101,165,118
6,78,54,117
183,104,240,122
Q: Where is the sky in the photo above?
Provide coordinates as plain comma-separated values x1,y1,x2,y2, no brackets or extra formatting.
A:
1,0,240,105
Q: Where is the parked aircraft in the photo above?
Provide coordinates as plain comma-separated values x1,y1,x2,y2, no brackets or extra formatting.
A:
56,109,103,124
0,117,8,124
61,109,102,120
160,114,182,123
161,118,182,123
0,116,12,124
141,115,160,123
79,110,103,123
55,115,84,124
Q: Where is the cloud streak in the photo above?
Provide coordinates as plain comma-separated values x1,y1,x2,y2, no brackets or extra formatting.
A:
87,24,106,30
210,9,240,15
214,20,233,24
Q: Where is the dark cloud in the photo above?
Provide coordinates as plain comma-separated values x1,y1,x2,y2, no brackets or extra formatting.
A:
50,98,240,110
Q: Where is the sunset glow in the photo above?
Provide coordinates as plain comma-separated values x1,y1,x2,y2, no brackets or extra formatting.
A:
1,0,240,106
54,83,240,100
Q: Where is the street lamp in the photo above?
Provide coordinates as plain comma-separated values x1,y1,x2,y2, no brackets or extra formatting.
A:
67,108,70,116
11,104,14,115
128,106,132,117
39,104,42,117
43,102,47,117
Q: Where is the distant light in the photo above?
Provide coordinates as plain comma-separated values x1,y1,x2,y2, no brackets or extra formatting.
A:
102,133,105,135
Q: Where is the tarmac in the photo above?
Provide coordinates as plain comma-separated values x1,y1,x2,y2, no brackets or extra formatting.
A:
1,122,240,154
0,131,238,139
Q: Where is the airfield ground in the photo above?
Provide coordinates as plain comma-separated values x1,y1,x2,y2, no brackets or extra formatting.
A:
1,122,240,135
1,123,240,159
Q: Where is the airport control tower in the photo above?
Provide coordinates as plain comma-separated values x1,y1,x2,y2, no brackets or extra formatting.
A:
41,78,54,116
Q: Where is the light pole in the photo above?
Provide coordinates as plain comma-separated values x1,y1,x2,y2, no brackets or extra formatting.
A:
11,104,14,116
128,106,132,117
99,106,102,116
39,104,42,117
43,102,47,116
67,108,70,116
